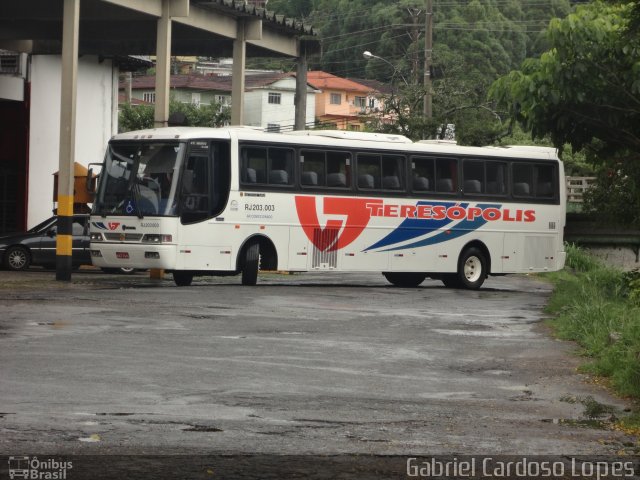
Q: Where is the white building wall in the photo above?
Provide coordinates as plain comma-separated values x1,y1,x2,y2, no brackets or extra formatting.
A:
243,77,316,131
27,55,116,227
243,90,264,128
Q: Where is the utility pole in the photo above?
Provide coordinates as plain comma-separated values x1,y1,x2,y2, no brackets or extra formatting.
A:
423,0,433,119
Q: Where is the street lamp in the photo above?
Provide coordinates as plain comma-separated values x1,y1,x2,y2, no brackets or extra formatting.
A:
362,51,408,86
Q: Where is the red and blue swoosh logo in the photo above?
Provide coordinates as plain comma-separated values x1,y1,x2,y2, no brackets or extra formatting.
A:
295,196,501,253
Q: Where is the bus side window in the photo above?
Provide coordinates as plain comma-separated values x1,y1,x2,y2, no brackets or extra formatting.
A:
300,150,324,186
463,160,484,194
327,151,350,188
486,161,507,195
241,147,267,184
435,158,457,193
357,154,381,190
382,155,404,190
512,163,534,197
535,164,555,198
412,157,435,193
268,148,294,186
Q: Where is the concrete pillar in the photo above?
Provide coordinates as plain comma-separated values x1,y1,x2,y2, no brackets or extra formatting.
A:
294,41,308,131
231,19,246,126
154,0,172,128
55,0,80,281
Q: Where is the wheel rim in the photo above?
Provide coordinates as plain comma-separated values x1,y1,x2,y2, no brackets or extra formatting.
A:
8,249,27,269
463,255,482,283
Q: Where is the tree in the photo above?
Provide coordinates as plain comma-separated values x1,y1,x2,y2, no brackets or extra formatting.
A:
119,98,230,133
489,1,640,155
490,1,640,225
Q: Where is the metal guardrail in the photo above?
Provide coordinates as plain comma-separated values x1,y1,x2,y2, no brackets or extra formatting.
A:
566,176,596,203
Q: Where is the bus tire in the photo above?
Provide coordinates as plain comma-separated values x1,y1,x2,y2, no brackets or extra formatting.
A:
173,271,193,287
382,272,426,288
241,242,260,286
457,247,487,290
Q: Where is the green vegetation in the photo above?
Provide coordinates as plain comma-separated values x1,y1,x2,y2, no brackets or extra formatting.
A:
119,98,230,133
490,0,640,226
544,245,640,403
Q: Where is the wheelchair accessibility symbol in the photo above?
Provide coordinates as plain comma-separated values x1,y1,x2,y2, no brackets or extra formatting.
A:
125,200,135,214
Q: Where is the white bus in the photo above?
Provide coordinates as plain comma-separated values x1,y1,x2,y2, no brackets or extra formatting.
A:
89,127,566,289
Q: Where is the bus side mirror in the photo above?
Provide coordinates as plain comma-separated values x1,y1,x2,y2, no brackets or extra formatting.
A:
86,162,102,194
86,168,94,193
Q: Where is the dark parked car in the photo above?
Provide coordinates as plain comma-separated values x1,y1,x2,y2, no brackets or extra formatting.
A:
0,214,134,273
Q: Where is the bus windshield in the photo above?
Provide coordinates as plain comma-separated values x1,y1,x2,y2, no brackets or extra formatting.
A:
93,141,185,217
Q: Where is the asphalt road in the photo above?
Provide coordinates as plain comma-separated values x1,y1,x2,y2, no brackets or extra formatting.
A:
0,269,637,477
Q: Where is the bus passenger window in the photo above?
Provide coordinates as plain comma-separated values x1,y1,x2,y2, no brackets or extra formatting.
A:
486,162,507,195
412,157,435,193
463,160,484,194
268,148,293,186
327,151,350,188
300,150,324,186
357,154,381,189
300,150,350,188
535,165,555,198
512,163,534,197
435,158,457,193
382,155,404,190
241,147,267,184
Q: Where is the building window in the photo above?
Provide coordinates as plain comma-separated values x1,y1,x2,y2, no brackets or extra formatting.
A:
143,92,156,104
191,92,201,107
354,96,366,109
348,124,361,131
268,92,281,105
330,93,341,105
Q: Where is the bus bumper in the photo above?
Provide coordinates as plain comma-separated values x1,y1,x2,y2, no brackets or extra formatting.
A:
90,243,177,270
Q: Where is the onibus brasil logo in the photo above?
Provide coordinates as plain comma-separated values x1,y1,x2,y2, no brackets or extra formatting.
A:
8,456,72,479
294,196,536,253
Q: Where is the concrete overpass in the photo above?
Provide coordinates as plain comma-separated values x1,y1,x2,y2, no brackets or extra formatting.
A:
0,0,318,280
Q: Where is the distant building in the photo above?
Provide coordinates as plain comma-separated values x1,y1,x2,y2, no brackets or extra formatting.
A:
122,72,318,132
306,71,388,131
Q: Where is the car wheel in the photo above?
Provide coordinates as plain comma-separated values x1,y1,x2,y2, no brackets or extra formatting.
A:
4,246,30,271
241,241,260,286
382,272,426,288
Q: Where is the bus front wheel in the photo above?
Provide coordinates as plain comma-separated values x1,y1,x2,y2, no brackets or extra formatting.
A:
382,272,426,288
241,242,260,286
173,271,193,287
456,247,487,290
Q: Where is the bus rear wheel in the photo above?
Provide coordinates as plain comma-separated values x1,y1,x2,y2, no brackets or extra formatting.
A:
173,271,193,287
241,242,260,286
382,272,426,288
456,247,487,290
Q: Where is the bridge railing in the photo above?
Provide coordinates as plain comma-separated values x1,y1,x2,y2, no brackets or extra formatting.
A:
566,176,596,203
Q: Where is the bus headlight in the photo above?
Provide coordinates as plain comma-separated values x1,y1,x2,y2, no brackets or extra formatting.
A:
90,232,103,241
142,234,173,243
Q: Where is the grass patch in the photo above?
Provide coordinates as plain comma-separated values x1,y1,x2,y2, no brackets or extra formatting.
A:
543,244,640,430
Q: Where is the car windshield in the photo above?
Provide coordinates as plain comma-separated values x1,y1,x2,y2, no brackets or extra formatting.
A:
27,217,56,233
92,141,185,217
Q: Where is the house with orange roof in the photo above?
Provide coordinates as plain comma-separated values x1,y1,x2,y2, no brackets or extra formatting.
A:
306,71,382,131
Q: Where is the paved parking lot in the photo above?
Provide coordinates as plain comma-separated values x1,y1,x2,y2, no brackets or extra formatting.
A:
0,269,637,475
